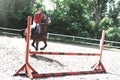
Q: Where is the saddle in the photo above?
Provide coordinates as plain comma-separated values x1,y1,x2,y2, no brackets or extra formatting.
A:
31,25,42,38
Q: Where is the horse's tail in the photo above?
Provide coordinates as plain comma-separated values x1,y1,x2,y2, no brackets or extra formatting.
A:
19,29,27,42
19,29,25,38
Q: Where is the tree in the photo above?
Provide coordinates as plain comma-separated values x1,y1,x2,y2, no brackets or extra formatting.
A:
30,0,34,8
0,0,32,29
108,0,120,27
50,0,90,37
105,0,120,42
89,0,109,38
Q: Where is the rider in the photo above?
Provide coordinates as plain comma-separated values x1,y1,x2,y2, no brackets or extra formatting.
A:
31,5,43,36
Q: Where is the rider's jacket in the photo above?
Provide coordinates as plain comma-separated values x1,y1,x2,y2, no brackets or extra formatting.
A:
34,12,42,23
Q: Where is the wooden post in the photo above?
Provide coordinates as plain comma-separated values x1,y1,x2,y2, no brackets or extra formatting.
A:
100,30,105,61
14,16,38,79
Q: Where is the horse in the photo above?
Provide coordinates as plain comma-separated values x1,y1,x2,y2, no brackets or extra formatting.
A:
21,13,51,52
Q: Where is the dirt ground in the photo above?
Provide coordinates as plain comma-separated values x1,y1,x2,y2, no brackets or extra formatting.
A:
0,36,120,80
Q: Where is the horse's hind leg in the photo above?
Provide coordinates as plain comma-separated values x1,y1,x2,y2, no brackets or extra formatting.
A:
40,39,47,50
31,40,39,57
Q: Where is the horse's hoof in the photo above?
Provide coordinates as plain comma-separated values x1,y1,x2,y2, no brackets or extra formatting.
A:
40,48,44,50
30,54,36,57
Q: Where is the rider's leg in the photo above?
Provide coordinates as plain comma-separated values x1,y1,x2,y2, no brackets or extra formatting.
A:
37,25,41,34
34,23,39,33
31,22,37,38
31,22,37,30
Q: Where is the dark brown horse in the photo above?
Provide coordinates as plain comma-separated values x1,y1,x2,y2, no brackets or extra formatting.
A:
22,13,51,51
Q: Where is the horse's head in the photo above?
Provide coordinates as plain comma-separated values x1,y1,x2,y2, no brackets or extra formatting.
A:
40,13,51,25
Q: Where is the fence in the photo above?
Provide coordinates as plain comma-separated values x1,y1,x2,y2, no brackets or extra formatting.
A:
0,27,23,37
47,33,120,49
0,27,120,49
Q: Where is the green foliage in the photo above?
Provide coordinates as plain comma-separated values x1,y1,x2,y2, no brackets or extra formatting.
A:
88,21,96,31
32,1,46,14
0,0,120,43
106,27,120,42
0,0,32,29
108,0,120,27
99,17,111,30
49,0,90,37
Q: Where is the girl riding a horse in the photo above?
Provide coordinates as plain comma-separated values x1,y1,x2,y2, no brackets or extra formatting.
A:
31,6,43,37
23,5,51,55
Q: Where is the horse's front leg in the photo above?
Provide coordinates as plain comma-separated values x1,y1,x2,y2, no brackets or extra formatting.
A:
40,39,47,50
36,42,39,51
31,40,36,49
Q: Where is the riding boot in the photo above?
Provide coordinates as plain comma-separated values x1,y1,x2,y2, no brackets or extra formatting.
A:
34,26,38,33
31,28,35,38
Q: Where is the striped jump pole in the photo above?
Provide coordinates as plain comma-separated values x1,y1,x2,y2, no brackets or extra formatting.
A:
32,70,105,78
30,51,101,56
14,16,106,79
